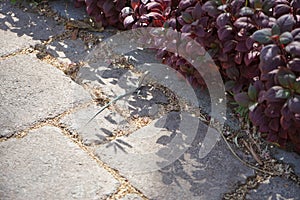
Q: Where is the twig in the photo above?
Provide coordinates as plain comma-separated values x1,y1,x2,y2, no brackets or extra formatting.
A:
82,71,149,128
219,131,275,176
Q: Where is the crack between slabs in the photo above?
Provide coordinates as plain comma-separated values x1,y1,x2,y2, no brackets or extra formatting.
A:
0,101,149,199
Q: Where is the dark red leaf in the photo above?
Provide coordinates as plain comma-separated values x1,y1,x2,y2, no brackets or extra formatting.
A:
260,45,281,64
192,2,202,20
227,66,240,80
274,4,291,18
239,7,254,17
251,28,272,44
264,86,291,102
288,95,300,113
234,17,255,30
234,92,252,107
216,13,231,27
269,118,280,132
276,14,296,33
288,58,300,72
285,41,300,57
275,67,296,88
223,40,236,53
279,32,293,45
217,25,234,41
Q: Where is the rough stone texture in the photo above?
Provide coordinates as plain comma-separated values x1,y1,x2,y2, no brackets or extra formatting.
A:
271,148,300,176
46,39,89,64
77,60,170,120
120,194,143,200
0,54,90,137
77,63,139,98
127,49,241,132
60,104,130,146
49,0,87,21
0,1,64,56
246,177,300,200
94,112,255,199
0,126,119,200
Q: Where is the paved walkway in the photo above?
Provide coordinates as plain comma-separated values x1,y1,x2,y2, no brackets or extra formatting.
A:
0,1,299,199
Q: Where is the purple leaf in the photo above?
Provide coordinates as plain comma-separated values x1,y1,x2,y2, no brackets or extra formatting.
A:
291,0,300,9
234,92,252,107
216,13,231,27
225,80,235,91
288,58,300,72
102,0,114,15
179,0,195,10
281,116,292,129
259,55,285,73
234,52,243,65
259,44,281,64
265,103,281,118
281,103,293,121
181,12,193,24
233,17,255,30
271,24,281,36
262,0,276,13
123,15,135,28
285,41,300,57
291,28,300,41
269,118,280,131
279,32,294,45
235,41,248,52
276,14,296,33
249,104,265,126
239,7,254,17
245,37,255,50
202,1,220,17
288,95,300,113
251,28,272,44
264,86,291,102
192,2,202,20
223,40,237,53
226,66,240,80
274,4,291,18
217,25,234,41
244,50,259,66
248,84,257,101
293,81,300,94
276,67,296,88
253,11,270,27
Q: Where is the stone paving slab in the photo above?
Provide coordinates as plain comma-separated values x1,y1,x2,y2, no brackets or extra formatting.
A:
246,177,300,200
60,104,130,146
271,148,300,177
0,126,119,200
0,1,64,56
94,112,255,199
121,194,143,200
0,54,90,138
49,0,87,21
46,38,88,64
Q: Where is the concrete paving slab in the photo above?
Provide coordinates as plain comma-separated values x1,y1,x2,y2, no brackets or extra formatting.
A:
77,63,139,98
46,38,89,64
120,194,143,200
49,0,87,21
60,104,131,146
0,126,119,200
246,177,300,200
0,1,64,56
271,148,300,177
0,54,90,138
94,112,255,199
